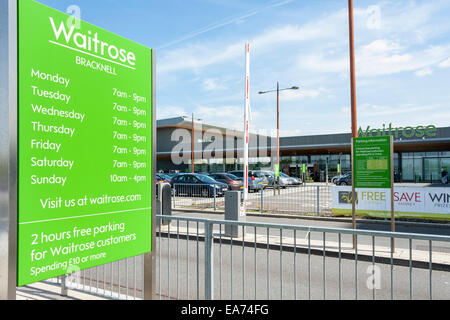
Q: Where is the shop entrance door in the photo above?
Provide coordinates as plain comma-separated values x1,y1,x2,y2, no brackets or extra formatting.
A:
423,158,440,182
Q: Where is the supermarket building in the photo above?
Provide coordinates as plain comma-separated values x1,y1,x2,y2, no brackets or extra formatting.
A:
156,117,450,183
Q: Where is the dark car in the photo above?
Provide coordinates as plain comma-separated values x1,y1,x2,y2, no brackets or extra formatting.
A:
331,172,350,184
209,173,243,191
156,173,171,183
170,173,228,197
336,173,352,186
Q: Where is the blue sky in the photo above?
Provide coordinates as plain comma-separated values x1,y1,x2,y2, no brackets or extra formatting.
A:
39,0,450,136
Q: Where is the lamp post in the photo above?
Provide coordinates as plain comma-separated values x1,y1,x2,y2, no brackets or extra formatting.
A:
259,83,299,194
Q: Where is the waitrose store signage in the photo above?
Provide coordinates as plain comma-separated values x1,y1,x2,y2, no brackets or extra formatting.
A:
358,123,437,139
17,0,153,286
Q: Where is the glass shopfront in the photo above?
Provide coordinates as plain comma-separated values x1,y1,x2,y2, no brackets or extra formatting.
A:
401,152,450,182
281,154,352,181
174,151,450,183
279,151,450,183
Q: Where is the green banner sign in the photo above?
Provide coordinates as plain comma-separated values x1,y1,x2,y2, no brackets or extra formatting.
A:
274,164,280,178
302,164,306,174
353,136,392,189
17,0,153,286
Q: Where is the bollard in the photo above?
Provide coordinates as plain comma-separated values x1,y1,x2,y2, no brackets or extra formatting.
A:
158,183,172,226
60,275,68,297
224,191,245,238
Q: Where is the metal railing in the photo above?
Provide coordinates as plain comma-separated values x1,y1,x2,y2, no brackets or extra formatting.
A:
172,183,332,216
155,215,450,300
43,255,145,300
35,213,450,300
171,183,227,213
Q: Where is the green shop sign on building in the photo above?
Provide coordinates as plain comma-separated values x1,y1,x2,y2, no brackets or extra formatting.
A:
358,123,437,139
17,0,153,286
353,136,392,189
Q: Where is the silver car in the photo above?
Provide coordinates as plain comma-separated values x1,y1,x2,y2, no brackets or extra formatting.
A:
229,170,264,192
261,171,288,188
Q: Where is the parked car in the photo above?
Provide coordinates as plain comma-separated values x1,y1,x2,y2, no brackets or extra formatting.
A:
170,173,228,197
281,173,302,186
167,172,181,180
261,171,288,189
209,173,243,191
336,173,352,186
156,173,171,183
228,170,264,192
250,170,270,189
333,172,351,185
331,172,350,184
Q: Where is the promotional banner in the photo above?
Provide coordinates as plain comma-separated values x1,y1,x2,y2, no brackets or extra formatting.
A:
17,0,153,286
332,186,450,220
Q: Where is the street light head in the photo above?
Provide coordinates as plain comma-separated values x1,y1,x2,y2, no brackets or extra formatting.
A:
291,86,300,90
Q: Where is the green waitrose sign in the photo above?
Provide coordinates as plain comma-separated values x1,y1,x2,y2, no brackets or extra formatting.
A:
18,0,153,286
353,136,392,189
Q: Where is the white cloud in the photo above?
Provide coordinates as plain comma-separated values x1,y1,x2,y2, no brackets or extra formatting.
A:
156,105,188,119
297,40,450,77
202,78,228,91
281,87,326,101
439,58,450,68
415,67,433,77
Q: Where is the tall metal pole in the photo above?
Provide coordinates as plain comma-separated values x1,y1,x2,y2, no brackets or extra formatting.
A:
243,43,250,203
348,0,358,245
277,82,280,195
191,113,195,173
348,0,358,138
144,49,157,300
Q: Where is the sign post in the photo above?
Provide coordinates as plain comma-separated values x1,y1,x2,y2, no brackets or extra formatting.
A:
13,0,155,291
352,136,395,250
0,0,18,300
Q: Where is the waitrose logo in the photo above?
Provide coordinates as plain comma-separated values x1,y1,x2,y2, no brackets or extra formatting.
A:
49,17,137,68
358,123,437,139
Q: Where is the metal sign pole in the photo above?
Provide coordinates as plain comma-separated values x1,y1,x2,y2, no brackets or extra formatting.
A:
390,136,395,253
348,0,358,250
144,50,157,300
351,138,356,248
0,0,17,301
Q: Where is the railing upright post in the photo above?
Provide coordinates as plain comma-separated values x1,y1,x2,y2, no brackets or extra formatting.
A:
205,222,214,300
260,186,264,213
213,186,216,213
316,186,320,216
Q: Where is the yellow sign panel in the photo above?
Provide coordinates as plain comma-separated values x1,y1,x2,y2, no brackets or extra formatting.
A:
367,159,388,170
